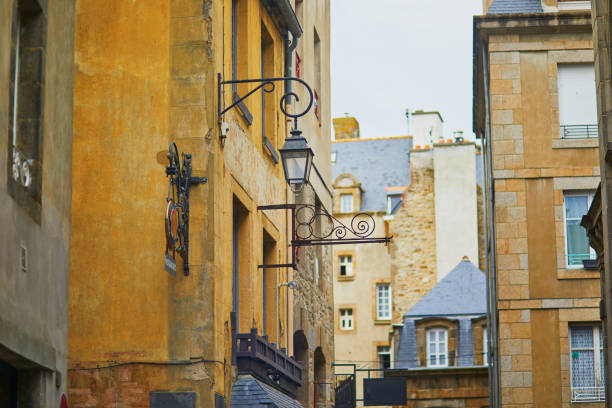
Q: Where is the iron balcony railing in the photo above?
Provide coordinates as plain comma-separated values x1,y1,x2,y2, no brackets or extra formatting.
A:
572,386,605,402
234,327,303,387
560,124,598,139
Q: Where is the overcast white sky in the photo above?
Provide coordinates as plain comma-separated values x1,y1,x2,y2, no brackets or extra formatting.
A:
330,0,483,140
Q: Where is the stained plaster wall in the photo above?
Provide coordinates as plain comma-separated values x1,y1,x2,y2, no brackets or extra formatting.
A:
0,0,74,405
434,143,479,280
68,0,331,406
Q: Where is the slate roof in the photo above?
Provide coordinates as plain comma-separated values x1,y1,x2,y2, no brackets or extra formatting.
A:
405,259,486,317
331,137,412,212
230,375,304,408
487,0,542,14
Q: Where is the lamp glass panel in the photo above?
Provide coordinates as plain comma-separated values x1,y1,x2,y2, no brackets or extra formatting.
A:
283,152,307,182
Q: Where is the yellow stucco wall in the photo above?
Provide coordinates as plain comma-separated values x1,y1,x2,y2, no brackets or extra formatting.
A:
68,0,334,406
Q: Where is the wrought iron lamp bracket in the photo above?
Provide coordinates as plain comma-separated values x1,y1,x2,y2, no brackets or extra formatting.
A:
165,142,207,276
257,204,392,270
217,73,314,140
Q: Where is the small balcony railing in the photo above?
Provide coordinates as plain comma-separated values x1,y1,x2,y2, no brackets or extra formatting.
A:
572,386,605,402
560,124,598,139
231,313,302,397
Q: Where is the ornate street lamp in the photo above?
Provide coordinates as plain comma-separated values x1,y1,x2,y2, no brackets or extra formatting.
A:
217,74,315,190
279,129,314,193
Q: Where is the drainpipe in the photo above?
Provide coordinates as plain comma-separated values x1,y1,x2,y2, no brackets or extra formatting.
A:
481,42,500,408
285,32,301,104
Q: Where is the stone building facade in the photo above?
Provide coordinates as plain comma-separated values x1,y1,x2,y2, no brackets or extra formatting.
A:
331,114,483,406
67,0,332,407
474,2,602,406
0,0,74,406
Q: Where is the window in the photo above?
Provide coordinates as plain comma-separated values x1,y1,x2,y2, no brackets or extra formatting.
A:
557,64,597,138
564,192,596,267
427,328,448,367
483,327,488,366
377,346,391,373
331,152,336,165
570,325,605,402
339,255,352,277
376,284,391,320
340,194,353,213
261,22,278,162
558,0,591,10
340,309,353,330
8,0,45,221
387,194,402,215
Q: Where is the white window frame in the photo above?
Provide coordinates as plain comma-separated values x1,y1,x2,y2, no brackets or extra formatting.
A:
563,191,596,268
483,327,488,366
376,283,391,320
558,1,591,10
377,346,391,374
340,194,353,213
339,255,352,277
426,328,448,367
570,325,605,403
339,308,353,330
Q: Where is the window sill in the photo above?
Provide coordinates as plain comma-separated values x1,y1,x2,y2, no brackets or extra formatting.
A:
552,138,598,149
558,268,600,280
374,319,391,325
337,275,355,282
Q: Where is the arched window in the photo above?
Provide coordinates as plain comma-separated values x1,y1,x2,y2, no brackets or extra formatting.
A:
427,328,448,367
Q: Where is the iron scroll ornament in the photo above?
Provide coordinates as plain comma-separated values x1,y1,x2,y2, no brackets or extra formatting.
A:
257,204,392,269
165,143,207,276
217,73,314,136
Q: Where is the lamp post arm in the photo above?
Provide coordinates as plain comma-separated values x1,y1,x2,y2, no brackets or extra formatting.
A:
217,73,314,130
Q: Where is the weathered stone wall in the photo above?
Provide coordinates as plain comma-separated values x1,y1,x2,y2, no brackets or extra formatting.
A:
332,116,360,140
390,150,437,321
0,0,74,405
293,186,334,407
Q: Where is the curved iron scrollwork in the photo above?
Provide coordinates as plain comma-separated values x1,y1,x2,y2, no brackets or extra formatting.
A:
294,204,378,244
256,204,392,270
217,74,314,136
165,142,207,276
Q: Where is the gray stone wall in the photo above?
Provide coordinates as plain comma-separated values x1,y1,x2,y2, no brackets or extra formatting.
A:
0,0,74,405
293,185,334,407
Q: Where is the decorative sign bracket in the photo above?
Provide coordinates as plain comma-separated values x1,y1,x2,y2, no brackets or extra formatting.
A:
164,142,207,276
257,204,392,270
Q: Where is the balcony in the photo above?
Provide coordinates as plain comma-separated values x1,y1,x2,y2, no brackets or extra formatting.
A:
560,124,598,139
572,386,605,402
232,316,302,398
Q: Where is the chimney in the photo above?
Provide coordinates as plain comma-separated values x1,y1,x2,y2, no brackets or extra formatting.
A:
333,116,360,140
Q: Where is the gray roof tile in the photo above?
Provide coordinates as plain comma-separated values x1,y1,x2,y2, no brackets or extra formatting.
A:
332,138,412,212
230,375,304,408
405,259,486,317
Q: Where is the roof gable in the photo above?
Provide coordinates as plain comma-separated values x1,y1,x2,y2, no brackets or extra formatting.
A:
405,259,486,317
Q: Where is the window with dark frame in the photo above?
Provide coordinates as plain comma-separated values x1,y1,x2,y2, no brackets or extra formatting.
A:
8,0,46,222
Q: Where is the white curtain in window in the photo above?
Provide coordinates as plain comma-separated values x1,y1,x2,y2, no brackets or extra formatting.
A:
571,326,596,388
